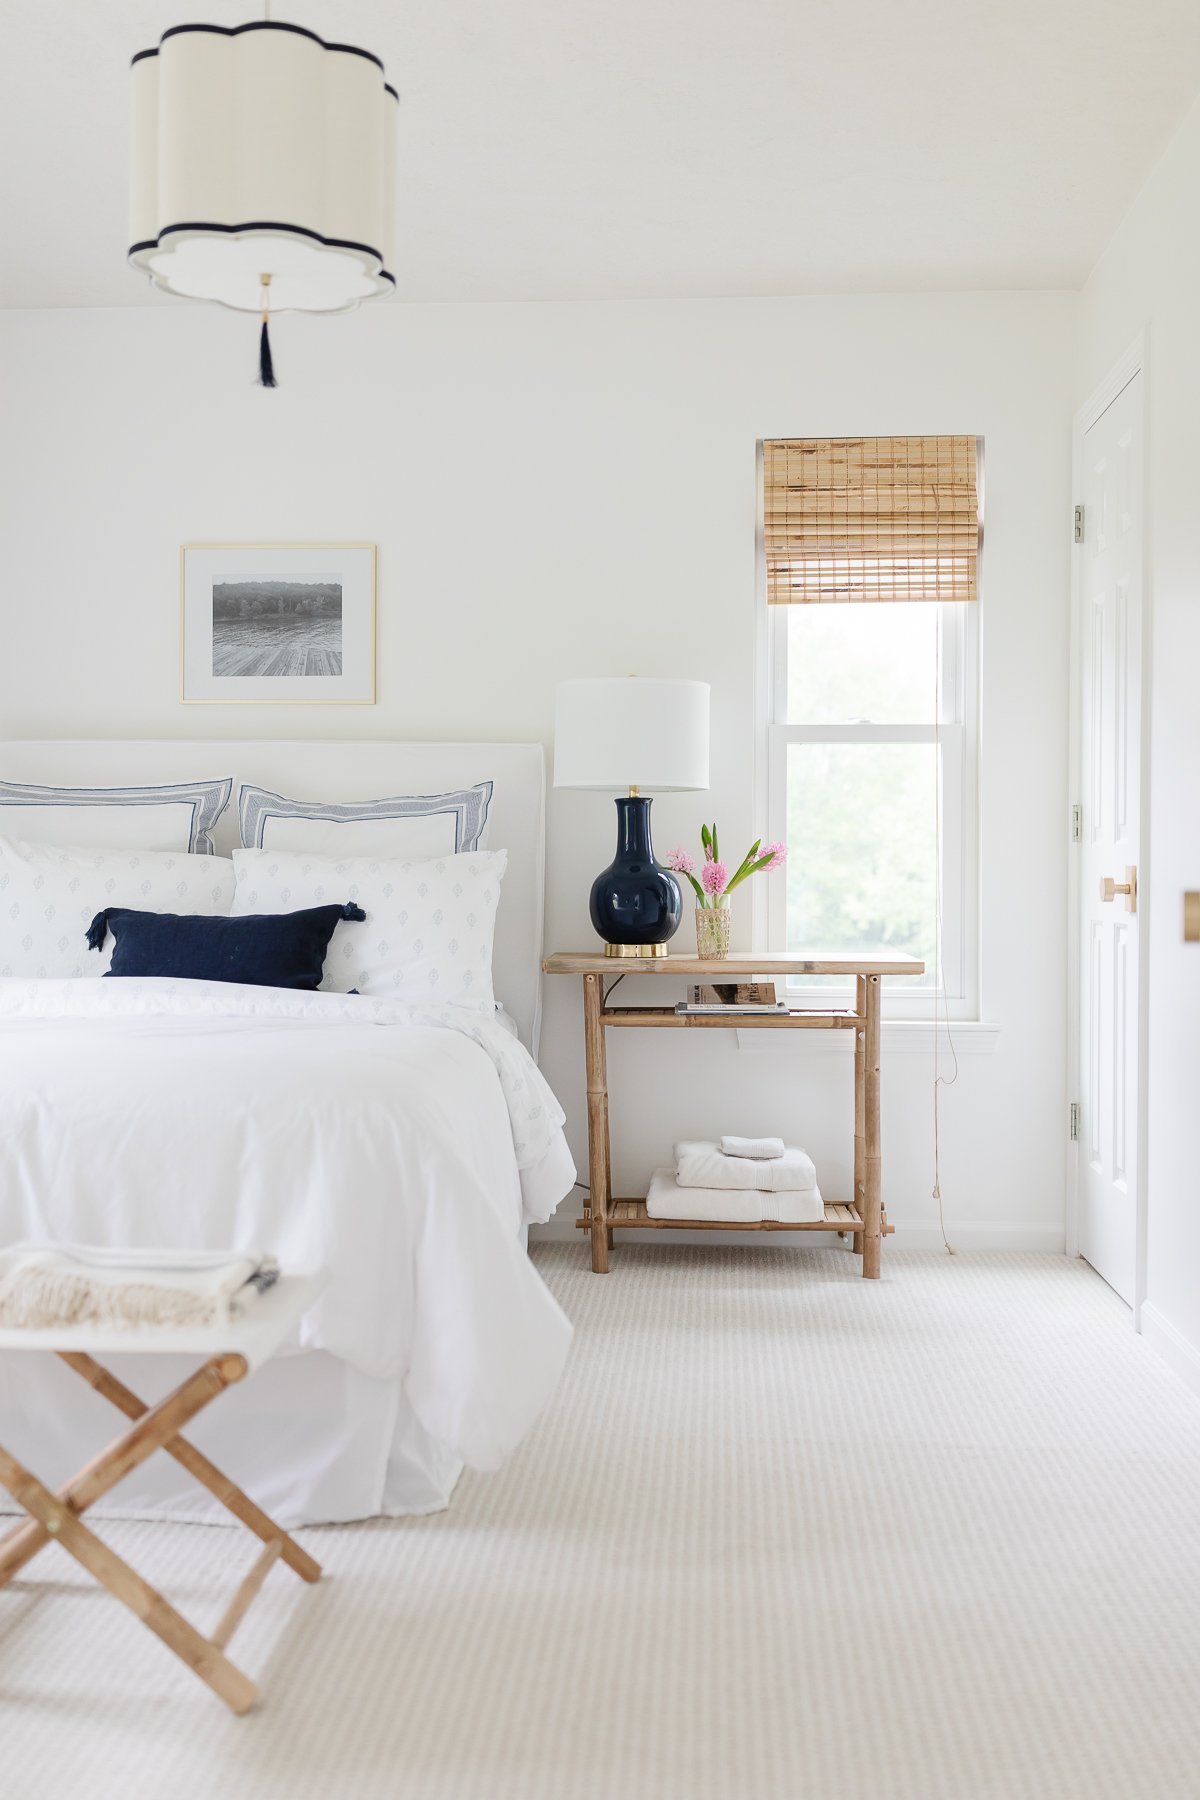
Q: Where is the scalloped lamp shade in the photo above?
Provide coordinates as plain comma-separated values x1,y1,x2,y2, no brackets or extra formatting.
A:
128,22,398,317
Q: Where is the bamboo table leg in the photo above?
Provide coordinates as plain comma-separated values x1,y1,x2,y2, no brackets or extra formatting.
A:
852,975,867,1257
583,972,611,1272
862,973,882,1278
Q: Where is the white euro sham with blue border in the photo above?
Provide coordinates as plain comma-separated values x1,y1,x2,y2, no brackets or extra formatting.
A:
0,777,232,855
238,780,493,859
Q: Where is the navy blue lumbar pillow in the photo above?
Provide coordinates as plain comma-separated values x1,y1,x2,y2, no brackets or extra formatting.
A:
86,903,366,991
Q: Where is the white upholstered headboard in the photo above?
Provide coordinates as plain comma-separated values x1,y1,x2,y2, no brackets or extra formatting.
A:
0,741,547,1053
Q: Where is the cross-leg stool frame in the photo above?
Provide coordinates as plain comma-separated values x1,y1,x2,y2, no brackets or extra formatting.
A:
0,1349,321,1714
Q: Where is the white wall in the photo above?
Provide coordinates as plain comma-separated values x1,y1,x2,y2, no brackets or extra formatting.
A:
0,292,1076,1248
1079,93,1200,1372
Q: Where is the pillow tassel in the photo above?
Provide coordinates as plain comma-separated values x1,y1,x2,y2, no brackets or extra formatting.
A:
341,903,367,921
85,910,112,952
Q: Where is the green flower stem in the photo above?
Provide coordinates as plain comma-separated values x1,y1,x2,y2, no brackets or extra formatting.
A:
725,852,775,894
687,828,775,905
727,838,762,889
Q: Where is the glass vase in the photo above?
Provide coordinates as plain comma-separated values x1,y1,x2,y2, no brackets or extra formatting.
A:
695,901,732,960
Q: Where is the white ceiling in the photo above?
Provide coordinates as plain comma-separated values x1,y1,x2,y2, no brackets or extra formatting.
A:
6,0,1200,307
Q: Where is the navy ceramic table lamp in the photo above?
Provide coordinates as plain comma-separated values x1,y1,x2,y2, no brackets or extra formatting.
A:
554,677,711,957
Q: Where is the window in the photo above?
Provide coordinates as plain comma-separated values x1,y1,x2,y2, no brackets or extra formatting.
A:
759,438,980,1018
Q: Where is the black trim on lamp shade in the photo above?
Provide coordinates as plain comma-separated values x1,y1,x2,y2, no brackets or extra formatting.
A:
128,221,395,288
589,797,683,950
131,21,400,97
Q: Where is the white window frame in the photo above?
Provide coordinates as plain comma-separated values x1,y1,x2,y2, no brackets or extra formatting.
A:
754,486,981,1023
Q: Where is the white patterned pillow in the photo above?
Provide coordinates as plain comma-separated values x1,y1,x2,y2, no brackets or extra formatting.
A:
231,847,506,1011
0,837,236,978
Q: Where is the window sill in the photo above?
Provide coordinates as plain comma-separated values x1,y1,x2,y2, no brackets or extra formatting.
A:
735,1021,1001,1055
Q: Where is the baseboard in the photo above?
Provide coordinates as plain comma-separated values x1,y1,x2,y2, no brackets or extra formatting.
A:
1140,1303,1200,1398
530,1218,1065,1252
878,1223,1066,1252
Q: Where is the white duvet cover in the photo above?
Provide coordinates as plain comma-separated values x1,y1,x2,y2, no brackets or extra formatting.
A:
0,977,574,1477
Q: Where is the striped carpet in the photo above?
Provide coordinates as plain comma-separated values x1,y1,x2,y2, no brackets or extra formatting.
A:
4,1245,1200,1800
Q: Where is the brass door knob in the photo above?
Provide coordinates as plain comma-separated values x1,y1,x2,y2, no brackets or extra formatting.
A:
1100,867,1137,913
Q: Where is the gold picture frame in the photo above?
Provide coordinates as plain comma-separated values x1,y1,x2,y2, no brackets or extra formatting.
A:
180,541,377,705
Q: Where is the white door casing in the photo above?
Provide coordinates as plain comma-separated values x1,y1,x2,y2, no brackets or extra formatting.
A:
1076,369,1143,1305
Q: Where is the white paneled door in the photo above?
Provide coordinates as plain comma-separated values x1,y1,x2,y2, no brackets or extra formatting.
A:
1077,371,1143,1304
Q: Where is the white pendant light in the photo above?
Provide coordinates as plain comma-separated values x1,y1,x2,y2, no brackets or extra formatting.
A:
129,14,398,382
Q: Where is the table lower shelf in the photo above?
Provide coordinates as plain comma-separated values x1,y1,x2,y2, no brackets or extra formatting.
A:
577,1199,873,1232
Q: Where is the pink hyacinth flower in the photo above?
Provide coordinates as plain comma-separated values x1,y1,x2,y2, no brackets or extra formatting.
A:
701,859,728,897
761,840,788,869
666,847,695,875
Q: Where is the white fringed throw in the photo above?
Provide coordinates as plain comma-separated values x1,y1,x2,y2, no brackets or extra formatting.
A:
0,1244,279,1332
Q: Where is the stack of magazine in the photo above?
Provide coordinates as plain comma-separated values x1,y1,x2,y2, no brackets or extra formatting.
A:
675,982,789,1016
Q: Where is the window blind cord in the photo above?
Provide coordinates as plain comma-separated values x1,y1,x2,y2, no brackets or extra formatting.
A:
933,623,959,1256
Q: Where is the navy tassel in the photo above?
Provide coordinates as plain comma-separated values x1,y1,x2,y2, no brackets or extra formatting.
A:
86,909,112,952
258,317,277,388
341,903,367,921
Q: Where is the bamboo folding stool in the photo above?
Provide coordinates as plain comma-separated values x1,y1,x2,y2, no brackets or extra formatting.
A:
0,1272,326,1715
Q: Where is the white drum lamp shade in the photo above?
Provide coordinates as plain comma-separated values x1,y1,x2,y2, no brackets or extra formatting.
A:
553,679,711,792
128,22,398,316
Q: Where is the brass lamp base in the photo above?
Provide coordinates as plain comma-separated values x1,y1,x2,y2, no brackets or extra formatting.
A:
604,942,670,959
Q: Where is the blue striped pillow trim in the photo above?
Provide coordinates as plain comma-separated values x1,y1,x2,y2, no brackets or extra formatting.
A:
0,777,233,855
238,780,494,853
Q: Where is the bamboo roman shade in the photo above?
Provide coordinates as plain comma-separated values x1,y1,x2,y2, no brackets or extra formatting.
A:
764,436,980,603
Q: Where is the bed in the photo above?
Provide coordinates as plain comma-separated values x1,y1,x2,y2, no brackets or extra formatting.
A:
0,741,574,1526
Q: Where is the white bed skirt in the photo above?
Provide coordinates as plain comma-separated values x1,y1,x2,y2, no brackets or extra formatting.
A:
0,1346,465,1528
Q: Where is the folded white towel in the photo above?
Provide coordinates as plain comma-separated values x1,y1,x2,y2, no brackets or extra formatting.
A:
0,1244,279,1333
720,1134,785,1160
674,1140,818,1192
646,1168,825,1223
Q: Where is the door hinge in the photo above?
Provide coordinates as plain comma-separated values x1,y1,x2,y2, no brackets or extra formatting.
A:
1073,505,1085,544
1070,1102,1080,1141
1071,803,1082,842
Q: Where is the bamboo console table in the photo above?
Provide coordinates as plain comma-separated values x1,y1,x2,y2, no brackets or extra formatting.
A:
541,952,924,1277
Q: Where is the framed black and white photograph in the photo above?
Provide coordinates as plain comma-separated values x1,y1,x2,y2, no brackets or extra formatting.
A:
181,542,376,704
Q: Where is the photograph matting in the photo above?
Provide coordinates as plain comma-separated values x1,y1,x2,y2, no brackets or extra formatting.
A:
181,542,376,705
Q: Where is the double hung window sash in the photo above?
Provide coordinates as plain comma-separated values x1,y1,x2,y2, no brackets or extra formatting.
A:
760,437,981,1019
